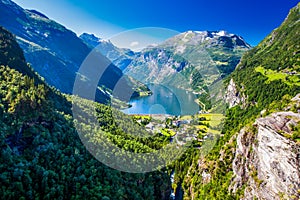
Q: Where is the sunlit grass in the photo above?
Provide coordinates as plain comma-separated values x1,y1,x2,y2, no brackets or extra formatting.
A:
197,113,225,127
196,125,208,130
207,128,221,134
255,66,300,86
160,128,176,137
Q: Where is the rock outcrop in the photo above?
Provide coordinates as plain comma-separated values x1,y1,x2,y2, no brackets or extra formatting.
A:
231,110,300,200
225,79,246,108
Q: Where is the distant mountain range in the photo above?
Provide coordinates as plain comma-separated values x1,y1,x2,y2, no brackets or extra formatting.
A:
0,0,148,103
79,30,251,110
80,30,250,77
0,0,252,107
80,33,134,71
0,0,252,108
123,30,249,110
125,30,250,84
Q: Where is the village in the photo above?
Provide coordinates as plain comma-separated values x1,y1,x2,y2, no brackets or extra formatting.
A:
131,113,224,146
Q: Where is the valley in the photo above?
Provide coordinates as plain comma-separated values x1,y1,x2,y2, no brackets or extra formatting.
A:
0,0,299,200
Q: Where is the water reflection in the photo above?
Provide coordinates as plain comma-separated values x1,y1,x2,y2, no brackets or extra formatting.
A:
122,84,199,115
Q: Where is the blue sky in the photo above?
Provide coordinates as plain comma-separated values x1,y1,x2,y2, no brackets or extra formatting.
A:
13,0,299,47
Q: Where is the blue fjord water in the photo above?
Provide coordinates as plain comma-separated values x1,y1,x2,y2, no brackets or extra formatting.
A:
122,84,200,115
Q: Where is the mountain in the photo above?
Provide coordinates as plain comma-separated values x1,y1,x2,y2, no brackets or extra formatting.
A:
0,0,148,103
0,25,171,200
80,33,134,70
124,30,250,110
125,30,250,83
173,3,300,199
0,25,36,79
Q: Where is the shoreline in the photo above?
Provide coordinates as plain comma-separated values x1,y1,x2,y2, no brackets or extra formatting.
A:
128,113,174,117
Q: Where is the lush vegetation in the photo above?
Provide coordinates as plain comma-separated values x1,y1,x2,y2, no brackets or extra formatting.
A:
255,66,300,86
0,27,40,82
160,128,176,137
0,26,171,200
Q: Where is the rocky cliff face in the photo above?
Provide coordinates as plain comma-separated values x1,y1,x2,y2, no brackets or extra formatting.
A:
225,79,247,108
232,107,300,199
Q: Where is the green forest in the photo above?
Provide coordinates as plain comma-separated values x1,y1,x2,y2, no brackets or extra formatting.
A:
0,26,173,200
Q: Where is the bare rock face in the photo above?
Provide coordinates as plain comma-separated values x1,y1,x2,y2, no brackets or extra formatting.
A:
231,111,300,200
225,79,246,108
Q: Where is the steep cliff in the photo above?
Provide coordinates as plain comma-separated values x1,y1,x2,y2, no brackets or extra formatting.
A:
232,107,300,199
225,78,247,108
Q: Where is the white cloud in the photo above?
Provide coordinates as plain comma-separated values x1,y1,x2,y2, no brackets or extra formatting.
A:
130,41,139,47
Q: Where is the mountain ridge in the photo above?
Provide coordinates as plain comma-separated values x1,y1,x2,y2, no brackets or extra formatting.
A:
0,0,148,103
125,29,250,82
123,29,250,110
79,33,134,71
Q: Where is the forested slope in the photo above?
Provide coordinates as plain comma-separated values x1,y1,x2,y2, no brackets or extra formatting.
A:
0,26,171,200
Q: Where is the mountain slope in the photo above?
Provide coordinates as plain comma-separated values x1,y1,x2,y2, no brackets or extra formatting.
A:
0,0,147,103
0,26,36,79
80,33,134,70
0,24,171,200
125,30,250,85
124,30,250,110
174,3,300,199
0,0,89,93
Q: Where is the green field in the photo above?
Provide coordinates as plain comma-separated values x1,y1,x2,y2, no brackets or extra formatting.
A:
197,113,225,127
255,66,300,86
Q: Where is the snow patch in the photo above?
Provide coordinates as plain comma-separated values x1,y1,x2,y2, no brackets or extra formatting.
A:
215,30,227,36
